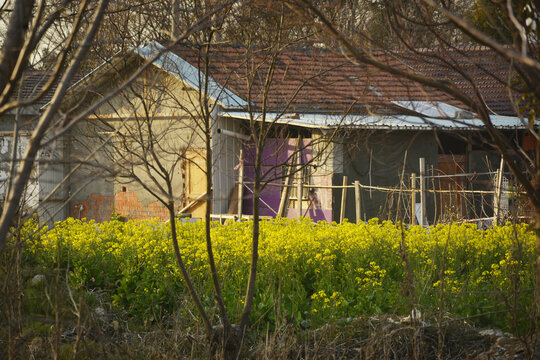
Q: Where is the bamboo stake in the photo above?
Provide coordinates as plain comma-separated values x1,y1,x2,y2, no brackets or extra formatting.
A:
411,173,416,225
277,167,293,217
237,147,244,220
340,175,348,224
419,158,426,226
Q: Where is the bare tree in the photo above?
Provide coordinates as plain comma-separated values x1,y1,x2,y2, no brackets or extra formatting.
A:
0,3,244,357
85,32,242,354
99,71,217,338
0,0,240,241
209,2,344,333
83,13,346,357
0,0,114,252
288,0,540,310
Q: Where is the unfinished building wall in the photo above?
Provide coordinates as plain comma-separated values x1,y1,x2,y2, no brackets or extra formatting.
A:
69,66,209,221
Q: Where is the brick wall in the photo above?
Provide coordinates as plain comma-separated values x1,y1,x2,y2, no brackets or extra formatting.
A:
71,189,169,222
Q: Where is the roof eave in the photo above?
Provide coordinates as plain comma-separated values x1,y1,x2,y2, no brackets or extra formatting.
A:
135,41,249,109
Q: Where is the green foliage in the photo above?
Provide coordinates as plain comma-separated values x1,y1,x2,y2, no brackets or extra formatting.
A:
25,217,535,332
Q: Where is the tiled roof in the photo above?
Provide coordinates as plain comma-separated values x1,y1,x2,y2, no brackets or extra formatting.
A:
12,70,82,106
401,47,520,116
167,43,519,116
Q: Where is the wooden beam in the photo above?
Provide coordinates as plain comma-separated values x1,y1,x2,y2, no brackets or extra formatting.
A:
178,192,207,214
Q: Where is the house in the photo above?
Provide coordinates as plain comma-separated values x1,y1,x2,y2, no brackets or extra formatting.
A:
12,42,529,224
0,71,84,224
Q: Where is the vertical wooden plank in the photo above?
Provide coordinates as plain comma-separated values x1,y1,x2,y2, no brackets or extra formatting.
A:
437,155,467,220
411,173,416,225
237,147,243,220
419,158,426,226
340,175,348,224
354,180,361,224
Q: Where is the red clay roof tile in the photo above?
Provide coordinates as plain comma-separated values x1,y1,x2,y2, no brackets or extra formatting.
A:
168,43,519,116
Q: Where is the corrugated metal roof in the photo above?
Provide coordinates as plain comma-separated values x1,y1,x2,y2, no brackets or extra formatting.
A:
391,101,473,118
219,110,529,130
135,42,248,108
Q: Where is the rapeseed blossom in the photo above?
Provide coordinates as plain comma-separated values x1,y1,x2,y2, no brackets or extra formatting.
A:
25,217,535,330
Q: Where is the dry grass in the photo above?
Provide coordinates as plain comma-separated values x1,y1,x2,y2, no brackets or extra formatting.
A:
3,296,539,360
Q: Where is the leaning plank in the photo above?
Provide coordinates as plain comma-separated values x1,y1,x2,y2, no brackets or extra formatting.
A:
178,192,207,215
277,137,301,217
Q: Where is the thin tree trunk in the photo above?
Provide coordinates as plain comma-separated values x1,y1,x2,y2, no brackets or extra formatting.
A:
204,130,231,333
535,208,540,316
202,31,231,333
168,204,213,337
240,153,261,330
535,144,540,315
0,0,35,103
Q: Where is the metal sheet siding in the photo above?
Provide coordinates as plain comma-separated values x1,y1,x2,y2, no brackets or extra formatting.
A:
38,137,66,224
212,114,242,214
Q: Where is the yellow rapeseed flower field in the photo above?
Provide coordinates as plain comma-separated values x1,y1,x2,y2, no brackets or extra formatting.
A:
25,217,535,331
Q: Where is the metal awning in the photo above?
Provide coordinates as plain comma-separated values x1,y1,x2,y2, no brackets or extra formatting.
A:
219,110,530,131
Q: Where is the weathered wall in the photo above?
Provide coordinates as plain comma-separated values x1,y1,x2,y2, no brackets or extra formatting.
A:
69,189,169,221
0,125,40,214
0,113,66,225
38,134,66,223
68,66,210,221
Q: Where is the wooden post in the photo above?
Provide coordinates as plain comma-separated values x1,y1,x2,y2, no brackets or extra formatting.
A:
354,180,361,224
340,175,348,224
494,156,504,225
411,173,416,225
297,180,303,218
431,165,437,224
419,158,426,226
237,147,244,220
